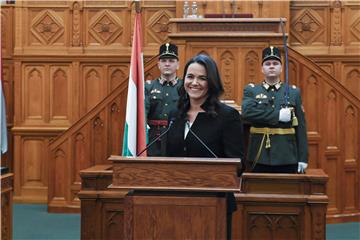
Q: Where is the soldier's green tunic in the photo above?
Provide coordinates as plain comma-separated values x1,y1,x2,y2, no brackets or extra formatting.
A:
145,77,182,156
242,81,308,167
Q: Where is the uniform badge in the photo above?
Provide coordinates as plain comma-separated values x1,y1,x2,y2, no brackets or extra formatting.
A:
255,93,268,99
150,89,161,94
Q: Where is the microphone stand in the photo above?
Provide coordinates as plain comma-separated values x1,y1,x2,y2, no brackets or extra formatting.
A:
186,122,218,158
137,120,174,157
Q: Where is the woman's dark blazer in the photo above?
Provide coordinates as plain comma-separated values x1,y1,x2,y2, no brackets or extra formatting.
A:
166,102,244,160
166,102,244,215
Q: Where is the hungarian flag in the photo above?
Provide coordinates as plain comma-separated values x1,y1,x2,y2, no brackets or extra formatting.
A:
122,12,147,157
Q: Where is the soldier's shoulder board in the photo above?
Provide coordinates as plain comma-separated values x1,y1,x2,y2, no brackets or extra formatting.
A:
248,83,255,87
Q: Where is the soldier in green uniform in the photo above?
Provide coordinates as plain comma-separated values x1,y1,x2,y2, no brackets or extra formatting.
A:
242,46,308,173
145,43,183,156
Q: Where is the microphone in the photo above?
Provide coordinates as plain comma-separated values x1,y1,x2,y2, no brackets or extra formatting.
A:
186,121,218,158
137,118,175,156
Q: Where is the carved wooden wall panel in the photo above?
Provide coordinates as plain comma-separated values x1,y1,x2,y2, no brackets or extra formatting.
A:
103,202,124,239
18,64,73,126
85,9,126,47
81,66,105,113
244,205,301,240
290,1,360,55
29,9,66,46
291,8,327,46
79,64,129,116
346,3,360,48
343,64,360,98
1,6,13,58
13,135,52,202
144,9,176,48
312,57,359,102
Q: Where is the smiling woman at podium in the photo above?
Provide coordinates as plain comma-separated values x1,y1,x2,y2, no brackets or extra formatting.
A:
165,54,244,160
165,54,245,239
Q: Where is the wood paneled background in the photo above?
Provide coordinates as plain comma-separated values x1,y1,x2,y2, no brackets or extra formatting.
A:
1,0,359,223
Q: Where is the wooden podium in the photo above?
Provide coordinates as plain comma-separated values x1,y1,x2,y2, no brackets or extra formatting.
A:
79,156,241,239
232,169,328,240
110,156,241,239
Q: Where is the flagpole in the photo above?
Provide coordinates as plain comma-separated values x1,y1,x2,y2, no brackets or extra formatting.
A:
134,0,141,14
122,0,147,157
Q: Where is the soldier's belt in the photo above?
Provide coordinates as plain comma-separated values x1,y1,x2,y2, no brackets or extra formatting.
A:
250,127,295,135
148,119,168,126
250,127,295,169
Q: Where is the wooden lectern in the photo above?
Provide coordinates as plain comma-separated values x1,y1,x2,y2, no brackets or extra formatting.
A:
109,156,241,239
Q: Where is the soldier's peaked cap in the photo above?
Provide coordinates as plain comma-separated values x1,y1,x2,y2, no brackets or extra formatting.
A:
262,46,282,63
159,43,178,60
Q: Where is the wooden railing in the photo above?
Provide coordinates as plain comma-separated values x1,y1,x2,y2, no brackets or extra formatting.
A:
48,47,360,223
287,48,360,223
47,55,160,213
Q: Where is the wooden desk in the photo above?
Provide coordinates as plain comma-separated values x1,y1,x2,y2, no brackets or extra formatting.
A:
1,173,13,240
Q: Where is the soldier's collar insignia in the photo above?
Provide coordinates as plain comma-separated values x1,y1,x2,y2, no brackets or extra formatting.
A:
275,81,282,90
263,80,282,90
159,76,178,86
262,81,270,90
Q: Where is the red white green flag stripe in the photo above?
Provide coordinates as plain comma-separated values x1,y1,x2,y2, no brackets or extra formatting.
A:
122,12,147,157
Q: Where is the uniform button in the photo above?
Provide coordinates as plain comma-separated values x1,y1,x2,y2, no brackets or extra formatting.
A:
166,83,170,86
163,126,166,129
272,96,275,99
153,96,156,99
259,101,262,104
271,89,274,91
166,93,169,96
164,113,168,117
165,103,168,106
272,105,275,108
183,147,187,151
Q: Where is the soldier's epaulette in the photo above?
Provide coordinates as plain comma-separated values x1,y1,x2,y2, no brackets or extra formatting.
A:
247,83,255,87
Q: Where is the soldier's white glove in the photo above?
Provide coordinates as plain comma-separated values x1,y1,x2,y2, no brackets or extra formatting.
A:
297,162,308,174
279,108,291,122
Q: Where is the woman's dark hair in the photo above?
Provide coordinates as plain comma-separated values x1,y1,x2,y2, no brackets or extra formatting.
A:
178,54,224,118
